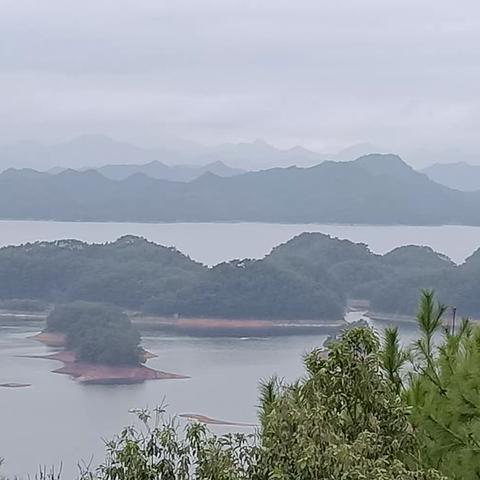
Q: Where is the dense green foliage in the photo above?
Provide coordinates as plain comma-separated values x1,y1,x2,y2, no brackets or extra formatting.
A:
267,233,480,318
47,302,143,366
400,291,480,479
2,232,480,320
253,327,443,479
0,235,345,320
1,154,479,224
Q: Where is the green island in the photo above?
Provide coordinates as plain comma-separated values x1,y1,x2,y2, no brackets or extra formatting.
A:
45,302,143,366
32,302,187,384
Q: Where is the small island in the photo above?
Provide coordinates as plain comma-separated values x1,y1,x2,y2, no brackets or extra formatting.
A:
35,302,188,385
0,382,31,388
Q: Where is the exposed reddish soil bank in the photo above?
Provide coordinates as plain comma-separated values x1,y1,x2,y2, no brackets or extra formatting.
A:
180,413,256,427
0,383,31,388
38,351,188,385
31,332,187,385
133,315,344,337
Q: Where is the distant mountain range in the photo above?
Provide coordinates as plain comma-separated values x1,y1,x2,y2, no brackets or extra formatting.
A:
1,153,479,225
0,135,180,171
421,162,480,192
0,134,330,172
49,160,244,182
3,133,480,177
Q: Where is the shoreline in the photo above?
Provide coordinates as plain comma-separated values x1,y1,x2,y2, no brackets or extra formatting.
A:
2,307,443,336
0,311,345,336
0,310,48,323
0,219,476,227
26,350,189,385
3,307,425,337
31,333,188,385
47,351,188,384
367,311,418,325
131,315,345,337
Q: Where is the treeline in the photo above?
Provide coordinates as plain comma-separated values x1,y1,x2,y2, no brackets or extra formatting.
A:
1,233,480,319
7,291,480,479
0,235,344,320
47,302,143,366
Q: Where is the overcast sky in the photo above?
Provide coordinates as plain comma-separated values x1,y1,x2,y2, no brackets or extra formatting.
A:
1,0,480,163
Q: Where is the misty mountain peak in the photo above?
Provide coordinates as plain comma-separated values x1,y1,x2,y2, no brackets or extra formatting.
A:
352,153,416,179
287,145,314,154
0,167,48,179
192,171,223,184
205,160,228,168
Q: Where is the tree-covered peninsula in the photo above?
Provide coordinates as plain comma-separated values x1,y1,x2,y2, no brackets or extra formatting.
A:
0,232,479,320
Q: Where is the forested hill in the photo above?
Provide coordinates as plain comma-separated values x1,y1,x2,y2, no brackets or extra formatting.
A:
1,153,480,224
1,233,480,320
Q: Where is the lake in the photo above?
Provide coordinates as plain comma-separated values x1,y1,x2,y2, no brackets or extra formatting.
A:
0,220,472,477
0,324,325,477
1,220,480,264
0,318,419,478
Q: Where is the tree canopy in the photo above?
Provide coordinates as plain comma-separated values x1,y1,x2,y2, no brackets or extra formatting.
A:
47,302,143,366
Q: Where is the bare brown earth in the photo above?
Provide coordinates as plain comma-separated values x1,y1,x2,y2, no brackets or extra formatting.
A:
180,413,256,427
30,333,186,385
180,318,273,329
132,315,344,336
41,351,187,384
133,315,342,328
31,350,188,385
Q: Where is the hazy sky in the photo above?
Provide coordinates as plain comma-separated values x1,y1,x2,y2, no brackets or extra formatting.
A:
1,0,480,160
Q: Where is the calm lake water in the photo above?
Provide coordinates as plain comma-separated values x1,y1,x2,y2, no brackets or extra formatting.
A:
0,319,419,478
0,220,470,477
1,220,480,264
0,324,325,478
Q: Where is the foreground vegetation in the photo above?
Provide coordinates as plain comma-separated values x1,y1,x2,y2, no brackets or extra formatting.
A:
1,233,480,321
4,290,480,479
